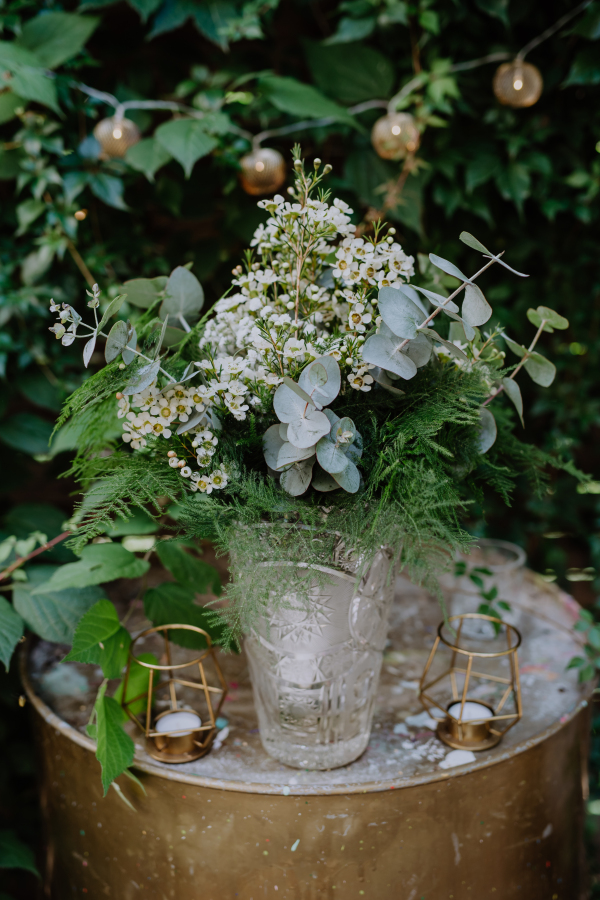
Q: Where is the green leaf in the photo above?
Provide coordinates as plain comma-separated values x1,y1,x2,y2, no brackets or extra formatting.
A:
0,830,39,877
159,266,204,325
113,652,158,715
106,509,158,536
120,276,167,309
89,173,128,210
97,293,126,331
154,119,217,178
144,582,225,648
16,12,98,69
571,4,600,40
127,0,163,21
94,684,135,794
495,163,531,212
0,42,40,69
459,232,492,255
0,91,24,125
474,0,509,27
476,407,497,454
259,75,357,127
0,598,24,672
566,656,585,669
193,1,236,50
503,335,527,358
323,16,376,44
0,413,52,456
429,253,469,283
34,543,150,593
529,306,569,331
13,565,103,644
501,377,524,427
8,67,60,113
526,308,555,333
304,40,394,105
523,352,556,388
563,46,600,86
125,138,172,182
0,146,24,179
156,541,221,595
63,598,120,659
105,319,131,363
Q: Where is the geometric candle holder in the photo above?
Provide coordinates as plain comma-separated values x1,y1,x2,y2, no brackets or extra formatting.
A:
419,614,522,751
121,624,227,764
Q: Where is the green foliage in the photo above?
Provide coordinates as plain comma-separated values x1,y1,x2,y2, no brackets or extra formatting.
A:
112,652,158,715
0,597,23,671
34,543,149,592
155,541,221,595
13,565,103,644
0,830,39,877
569,609,600,682
144,581,226,649
89,682,135,796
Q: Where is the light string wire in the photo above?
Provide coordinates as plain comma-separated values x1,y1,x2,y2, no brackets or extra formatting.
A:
55,0,594,151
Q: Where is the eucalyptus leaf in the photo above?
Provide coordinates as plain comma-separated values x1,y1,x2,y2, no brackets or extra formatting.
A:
429,253,470,283
443,308,476,342
277,441,316,469
412,285,459,315
312,468,340,492
503,334,527,358
419,328,469,360
263,423,285,469
121,327,137,365
153,316,169,359
477,407,497,454
332,459,360,493
298,355,341,407
395,283,429,317
122,358,160,395
83,334,96,368
159,266,204,325
120,276,167,309
279,423,289,441
501,377,524,426
287,409,331,449
370,366,406,396
378,285,425,339
527,306,569,332
483,255,528,278
105,319,131,363
316,437,349,475
280,457,315,496
402,331,433,367
98,294,126,332
177,410,207,435
361,334,418,380
462,283,492,327
523,352,556,387
459,231,492,255
280,377,314,407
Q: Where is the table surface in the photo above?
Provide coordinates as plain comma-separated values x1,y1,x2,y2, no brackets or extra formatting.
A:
28,567,589,795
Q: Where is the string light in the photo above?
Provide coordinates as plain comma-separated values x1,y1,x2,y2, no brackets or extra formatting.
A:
93,115,141,159
493,61,543,108
371,112,420,161
74,209,88,221
239,148,286,195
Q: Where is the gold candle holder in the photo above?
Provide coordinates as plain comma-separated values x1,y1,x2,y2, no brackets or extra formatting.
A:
121,624,227,764
419,613,522,751
493,61,543,109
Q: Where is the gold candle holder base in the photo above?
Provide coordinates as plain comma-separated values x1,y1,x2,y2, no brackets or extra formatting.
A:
146,733,215,765
436,701,502,751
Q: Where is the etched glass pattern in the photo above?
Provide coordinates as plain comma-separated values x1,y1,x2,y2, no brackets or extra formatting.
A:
245,549,395,769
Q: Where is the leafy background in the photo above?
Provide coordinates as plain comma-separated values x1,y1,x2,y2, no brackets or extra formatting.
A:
1,0,600,894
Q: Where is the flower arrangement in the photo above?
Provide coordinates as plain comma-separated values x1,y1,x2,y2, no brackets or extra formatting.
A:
52,147,581,645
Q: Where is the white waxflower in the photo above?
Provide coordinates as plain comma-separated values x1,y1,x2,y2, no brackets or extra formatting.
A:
148,418,172,439
187,389,206,412
263,373,283,387
226,380,248,396
282,338,306,361
195,475,213,494
348,370,374,392
224,393,249,419
150,401,177,423
170,397,193,422
209,469,228,490
196,430,218,452
132,387,159,411
348,303,372,333
196,450,213,467
117,397,131,419
169,456,181,468
359,260,382,284
180,466,192,478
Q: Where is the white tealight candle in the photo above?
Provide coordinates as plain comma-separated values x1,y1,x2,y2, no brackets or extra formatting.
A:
155,711,201,736
448,701,493,722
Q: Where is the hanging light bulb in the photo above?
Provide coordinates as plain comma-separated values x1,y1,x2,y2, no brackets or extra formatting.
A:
239,147,286,195
493,61,543,108
93,115,141,159
371,112,420,161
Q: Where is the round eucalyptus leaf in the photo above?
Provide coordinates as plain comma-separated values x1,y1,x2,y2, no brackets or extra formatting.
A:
334,416,356,444
378,286,425,339
503,334,527,358
536,306,569,330
370,366,406,396
477,407,497,454
287,408,331,449
345,429,363,463
280,457,314,496
316,436,350,475
395,283,428,317
361,334,418,380
83,333,96,369
159,266,204,325
263,423,285,470
298,355,341,407
121,326,137,365
501,377,524,426
279,423,289,441
274,382,311,423
277,441,316,470
312,468,340,492
308,362,327,387
523,351,556,387
322,408,340,429
332,459,360,493
105,319,130,363
402,331,433,367
122,358,161,395
462,283,492,327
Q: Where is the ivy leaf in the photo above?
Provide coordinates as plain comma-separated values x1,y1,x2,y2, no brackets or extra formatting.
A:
8,67,59,113
144,582,226,648
155,119,217,178
501,377,524,427
16,198,45,236
429,253,470,283
495,163,531,212
0,413,53,456
259,75,357,127
563,46,600,87
0,598,24,671
476,407,497,454
94,684,135,795
523,352,556,387
125,138,172,182
105,319,132,363
120,276,167,309
34,543,150,593
0,830,40,877
155,540,221,595
0,89,24,125
16,12,99,69
88,173,128,210
323,16,376,45
159,266,204,325
305,40,394,105
13,565,103,644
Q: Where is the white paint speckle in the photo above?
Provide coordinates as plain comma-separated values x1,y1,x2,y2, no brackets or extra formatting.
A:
439,750,476,769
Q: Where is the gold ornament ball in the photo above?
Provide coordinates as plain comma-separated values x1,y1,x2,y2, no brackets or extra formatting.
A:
371,112,420,161
239,148,286,196
493,61,543,108
93,116,141,159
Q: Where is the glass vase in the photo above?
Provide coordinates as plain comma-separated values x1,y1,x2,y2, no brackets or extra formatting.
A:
244,548,395,769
